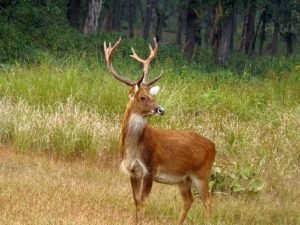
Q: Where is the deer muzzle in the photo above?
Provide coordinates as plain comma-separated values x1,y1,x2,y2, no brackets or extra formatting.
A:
154,106,165,115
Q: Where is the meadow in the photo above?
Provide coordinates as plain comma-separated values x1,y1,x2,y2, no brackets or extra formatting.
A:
0,56,299,224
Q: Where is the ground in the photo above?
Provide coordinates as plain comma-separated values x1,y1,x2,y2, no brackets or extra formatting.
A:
0,147,299,225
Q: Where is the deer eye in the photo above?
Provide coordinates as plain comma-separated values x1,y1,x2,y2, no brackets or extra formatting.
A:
140,96,146,101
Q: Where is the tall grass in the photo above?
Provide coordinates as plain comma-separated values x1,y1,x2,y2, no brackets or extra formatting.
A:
0,60,298,193
0,59,299,164
0,57,299,224
0,97,120,159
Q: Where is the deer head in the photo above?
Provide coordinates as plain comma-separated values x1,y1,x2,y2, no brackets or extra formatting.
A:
104,38,164,117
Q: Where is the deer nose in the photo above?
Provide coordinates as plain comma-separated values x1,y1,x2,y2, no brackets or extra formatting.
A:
155,106,165,115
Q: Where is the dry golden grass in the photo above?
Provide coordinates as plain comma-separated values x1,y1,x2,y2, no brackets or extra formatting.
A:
1,147,299,225
0,147,156,225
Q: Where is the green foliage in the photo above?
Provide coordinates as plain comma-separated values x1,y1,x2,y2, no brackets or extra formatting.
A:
0,0,68,62
209,165,264,194
1,0,299,76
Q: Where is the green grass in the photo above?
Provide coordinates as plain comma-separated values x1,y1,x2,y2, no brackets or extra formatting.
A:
0,58,299,224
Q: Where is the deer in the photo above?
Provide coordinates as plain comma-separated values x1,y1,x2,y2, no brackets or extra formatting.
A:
103,38,216,225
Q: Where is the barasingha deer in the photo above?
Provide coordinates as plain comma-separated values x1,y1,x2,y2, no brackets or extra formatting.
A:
104,38,216,225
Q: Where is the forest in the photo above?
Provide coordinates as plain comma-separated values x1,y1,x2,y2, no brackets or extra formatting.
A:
1,0,300,67
0,0,299,225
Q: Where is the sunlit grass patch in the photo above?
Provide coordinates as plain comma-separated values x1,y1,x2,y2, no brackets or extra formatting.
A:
0,98,120,159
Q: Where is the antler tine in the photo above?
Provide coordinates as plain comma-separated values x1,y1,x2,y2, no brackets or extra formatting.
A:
130,48,145,64
103,38,134,86
148,37,158,61
145,70,164,86
130,38,160,85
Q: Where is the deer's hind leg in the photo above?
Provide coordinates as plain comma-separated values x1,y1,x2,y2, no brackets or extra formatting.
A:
177,178,194,225
191,174,212,217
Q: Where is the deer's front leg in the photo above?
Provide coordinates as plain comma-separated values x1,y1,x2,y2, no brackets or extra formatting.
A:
130,176,142,225
130,174,153,225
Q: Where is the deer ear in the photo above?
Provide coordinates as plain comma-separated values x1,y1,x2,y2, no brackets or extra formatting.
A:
149,86,160,96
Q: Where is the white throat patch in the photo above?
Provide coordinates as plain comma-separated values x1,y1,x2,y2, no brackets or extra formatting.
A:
128,113,146,136
121,113,148,178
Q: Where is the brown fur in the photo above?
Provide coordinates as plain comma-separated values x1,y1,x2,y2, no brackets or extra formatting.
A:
119,85,216,225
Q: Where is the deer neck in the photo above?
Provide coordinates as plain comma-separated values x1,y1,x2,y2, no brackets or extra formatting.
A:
121,108,147,158
120,107,149,177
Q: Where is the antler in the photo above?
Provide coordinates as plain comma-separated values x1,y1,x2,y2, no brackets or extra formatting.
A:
130,37,163,86
104,38,134,86
104,37,162,87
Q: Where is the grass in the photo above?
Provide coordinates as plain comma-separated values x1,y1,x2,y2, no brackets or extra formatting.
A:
1,148,299,225
0,58,299,224
0,97,119,158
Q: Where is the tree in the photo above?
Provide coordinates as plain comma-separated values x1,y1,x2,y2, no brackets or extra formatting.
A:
176,3,187,46
211,1,235,66
271,0,281,55
259,9,268,55
67,0,81,28
83,0,103,35
240,0,257,55
280,0,294,55
112,0,122,32
143,0,156,41
128,0,139,38
203,4,215,49
155,0,178,42
183,0,197,61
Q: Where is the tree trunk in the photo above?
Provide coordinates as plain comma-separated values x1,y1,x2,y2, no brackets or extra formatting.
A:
138,0,145,24
143,0,156,41
211,2,234,66
215,14,234,65
281,1,293,56
271,0,281,55
155,9,164,42
204,5,214,48
67,0,81,28
271,21,280,55
103,9,112,32
286,35,293,55
239,2,246,51
240,0,256,55
285,9,293,55
83,0,103,35
112,0,122,32
250,11,262,57
183,0,197,61
155,0,177,42
259,10,267,56
128,0,138,38
229,8,236,50
176,6,186,46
